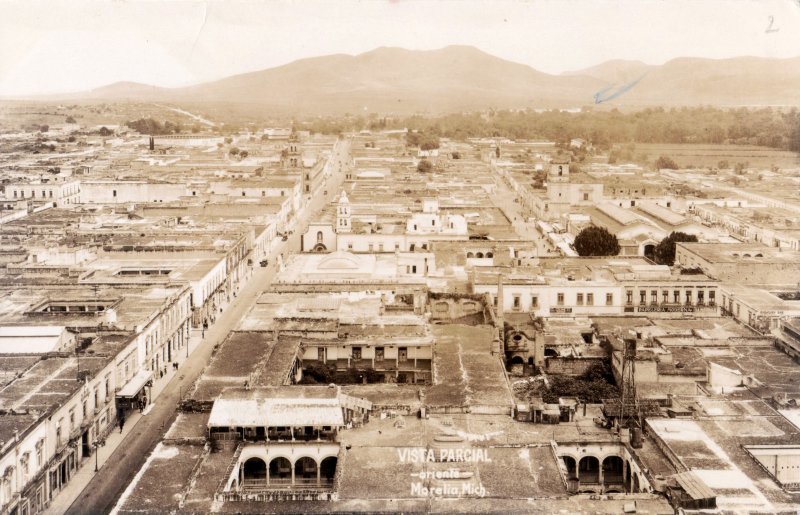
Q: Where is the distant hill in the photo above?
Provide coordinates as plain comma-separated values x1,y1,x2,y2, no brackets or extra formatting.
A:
563,59,653,84
569,56,800,107
44,46,800,113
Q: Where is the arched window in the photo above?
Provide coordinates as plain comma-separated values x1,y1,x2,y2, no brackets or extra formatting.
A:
2,466,14,500
320,456,337,484
295,457,318,484
269,457,292,483
242,457,267,483
317,231,323,243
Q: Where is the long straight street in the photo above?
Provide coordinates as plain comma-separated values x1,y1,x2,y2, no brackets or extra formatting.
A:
59,139,351,515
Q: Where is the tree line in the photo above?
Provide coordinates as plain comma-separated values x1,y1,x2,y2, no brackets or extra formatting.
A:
303,107,800,152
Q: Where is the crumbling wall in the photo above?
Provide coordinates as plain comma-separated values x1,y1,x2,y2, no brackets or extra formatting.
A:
544,356,605,376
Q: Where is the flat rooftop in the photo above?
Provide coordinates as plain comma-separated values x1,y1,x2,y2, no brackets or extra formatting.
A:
678,242,800,264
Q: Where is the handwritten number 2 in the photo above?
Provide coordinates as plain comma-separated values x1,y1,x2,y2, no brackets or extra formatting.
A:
766,16,779,33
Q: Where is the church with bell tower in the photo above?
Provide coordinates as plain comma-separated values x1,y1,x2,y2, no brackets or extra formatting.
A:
336,190,352,234
546,161,571,218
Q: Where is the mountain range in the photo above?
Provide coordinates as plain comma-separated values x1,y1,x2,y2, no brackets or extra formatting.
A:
52,46,800,114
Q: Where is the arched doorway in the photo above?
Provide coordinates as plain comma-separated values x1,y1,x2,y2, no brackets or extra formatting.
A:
643,244,656,261
269,457,292,484
476,252,484,258
562,456,577,480
295,457,318,485
242,457,267,486
578,456,600,484
602,455,624,487
320,456,337,484
313,243,327,252
544,348,558,358
466,252,474,258
510,355,525,366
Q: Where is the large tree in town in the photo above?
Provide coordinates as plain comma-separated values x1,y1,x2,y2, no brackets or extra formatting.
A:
573,226,620,256
654,231,698,266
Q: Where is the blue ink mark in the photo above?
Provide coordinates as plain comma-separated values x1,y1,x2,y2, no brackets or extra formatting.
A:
594,74,647,104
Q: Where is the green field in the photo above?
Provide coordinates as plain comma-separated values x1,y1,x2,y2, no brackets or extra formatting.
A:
635,143,800,169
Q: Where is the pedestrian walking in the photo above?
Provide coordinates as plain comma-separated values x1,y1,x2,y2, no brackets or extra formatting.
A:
119,414,125,433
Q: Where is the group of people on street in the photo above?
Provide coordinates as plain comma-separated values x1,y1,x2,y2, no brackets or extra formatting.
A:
118,396,148,433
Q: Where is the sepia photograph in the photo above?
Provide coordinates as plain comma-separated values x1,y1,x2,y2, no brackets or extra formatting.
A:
1,0,800,513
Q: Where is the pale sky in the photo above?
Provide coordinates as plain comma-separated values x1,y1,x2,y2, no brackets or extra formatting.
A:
1,0,799,95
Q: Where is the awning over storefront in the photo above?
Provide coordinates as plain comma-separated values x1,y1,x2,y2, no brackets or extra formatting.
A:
116,370,153,398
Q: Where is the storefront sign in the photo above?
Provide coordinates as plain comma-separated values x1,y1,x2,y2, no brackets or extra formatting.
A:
637,306,694,313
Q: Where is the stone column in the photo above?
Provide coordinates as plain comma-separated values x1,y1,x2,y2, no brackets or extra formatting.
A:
598,459,604,487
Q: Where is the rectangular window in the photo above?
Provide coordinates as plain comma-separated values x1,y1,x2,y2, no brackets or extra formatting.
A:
412,265,417,274
394,243,400,251
513,295,521,308
663,290,669,304
640,291,646,305
352,347,362,360
583,193,589,201
626,291,633,305
347,243,353,250
557,293,564,306
587,293,594,306
709,290,716,306
317,346,324,361
697,290,705,305
674,290,680,303
375,347,384,361
651,290,658,305
686,291,692,305
606,293,613,306
576,293,584,306
531,296,539,308
378,243,384,252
